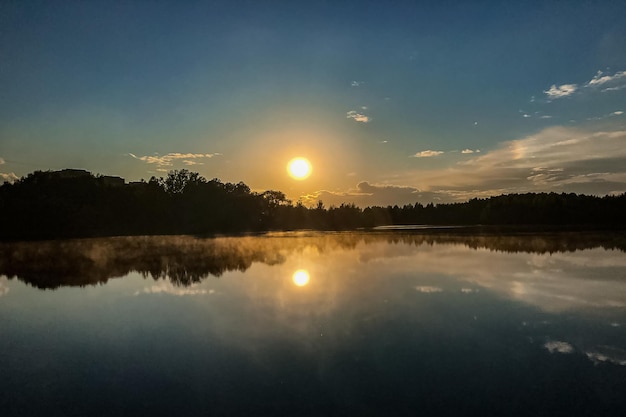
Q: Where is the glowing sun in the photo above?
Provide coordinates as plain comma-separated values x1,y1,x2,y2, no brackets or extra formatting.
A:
292,269,310,287
287,157,312,180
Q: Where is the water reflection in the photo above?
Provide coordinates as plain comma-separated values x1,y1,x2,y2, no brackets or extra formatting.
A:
1,231,625,290
1,232,625,415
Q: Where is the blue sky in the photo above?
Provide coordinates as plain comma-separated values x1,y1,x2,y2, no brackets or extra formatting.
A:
1,0,626,206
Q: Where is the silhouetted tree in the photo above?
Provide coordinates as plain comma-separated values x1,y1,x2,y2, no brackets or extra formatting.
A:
1,169,625,240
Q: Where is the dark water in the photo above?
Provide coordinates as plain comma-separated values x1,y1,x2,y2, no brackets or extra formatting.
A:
1,232,625,416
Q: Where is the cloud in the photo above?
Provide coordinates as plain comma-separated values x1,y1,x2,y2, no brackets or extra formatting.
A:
386,125,626,203
301,181,461,207
541,70,626,100
540,115,553,119
0,157,4,164
351,80,363,87
544,341,574,354
585,346,626,366
300,126,626,207
586,70,626,88
182,160,203,166
412,150,444,158
415,286,443,293
134,282,213,296
461,149,480,154
586,110,625,121
0,172,18,183
128,152,220,168
544,83,578,99
346,110,369,123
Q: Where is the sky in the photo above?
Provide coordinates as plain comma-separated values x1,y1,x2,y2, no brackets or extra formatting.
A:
1,0,626,207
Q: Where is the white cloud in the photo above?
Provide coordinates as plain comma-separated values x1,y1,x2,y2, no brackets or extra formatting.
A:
540,115,553,119
523,113,531,118
586,70,626,88
541,70,626,100
129,152,220,168
412,150,444,158
544,341,574,354
585,346,626,366
351,80,363,87
0,172,18,183
613,111,624,116
394,125,626,201
134,282,213,296
346,110,369,123
182,160,203,166
544,83,578,99
301,126,626,207
461,149,479,154
415,286,443,293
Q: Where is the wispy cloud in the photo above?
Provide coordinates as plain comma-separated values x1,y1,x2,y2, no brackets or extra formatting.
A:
544,70,626,100
544,341,574,354
461,149,480,154
351,80,363,87
128,152,221,168
420,126,626,196
0,157,4,165
412,150,444,158
0,172,18,183
544,83,578,99
346,110,369,123
302,126,626,207
586,70,626,88
586,110,625,121
585,346,626,366
134,282,213,296
182,160,202,166
415,286,443,293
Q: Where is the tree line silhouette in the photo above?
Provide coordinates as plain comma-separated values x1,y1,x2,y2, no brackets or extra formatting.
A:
0,169,625,240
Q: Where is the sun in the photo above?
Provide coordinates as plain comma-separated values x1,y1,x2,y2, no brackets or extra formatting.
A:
292,269,310,287
287,157,312,180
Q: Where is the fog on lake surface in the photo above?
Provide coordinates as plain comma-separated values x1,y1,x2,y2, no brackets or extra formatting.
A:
1,232,625,416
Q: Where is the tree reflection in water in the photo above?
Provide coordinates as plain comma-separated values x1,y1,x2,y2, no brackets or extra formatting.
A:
1,231,625,289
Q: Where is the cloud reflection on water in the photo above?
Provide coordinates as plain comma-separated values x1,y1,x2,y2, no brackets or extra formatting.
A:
0,232,625,316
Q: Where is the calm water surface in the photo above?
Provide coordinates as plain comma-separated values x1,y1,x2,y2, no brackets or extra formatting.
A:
1,232,625,416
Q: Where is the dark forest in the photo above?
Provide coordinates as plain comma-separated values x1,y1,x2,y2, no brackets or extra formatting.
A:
1,169,625,240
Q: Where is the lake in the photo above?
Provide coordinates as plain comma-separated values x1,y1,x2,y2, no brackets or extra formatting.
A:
1,232,625,416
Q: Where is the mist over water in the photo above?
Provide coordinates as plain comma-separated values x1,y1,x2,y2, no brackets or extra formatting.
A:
1,232,625,416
